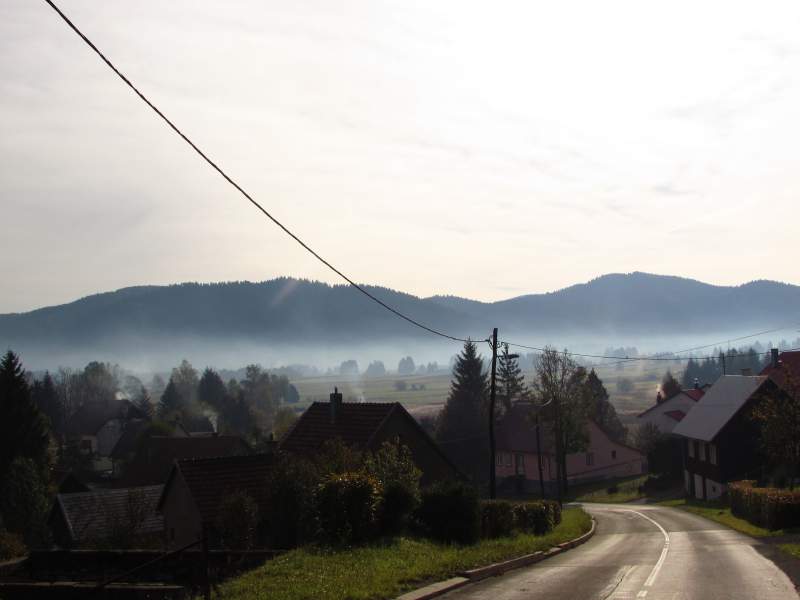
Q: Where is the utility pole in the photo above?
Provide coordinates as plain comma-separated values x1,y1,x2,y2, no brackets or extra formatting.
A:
535,412,546,499
488,327,498,499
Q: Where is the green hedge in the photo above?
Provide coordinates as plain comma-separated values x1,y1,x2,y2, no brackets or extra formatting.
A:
316,472,382,544
416,482,481,544
729,480,800,530
480,499,561,538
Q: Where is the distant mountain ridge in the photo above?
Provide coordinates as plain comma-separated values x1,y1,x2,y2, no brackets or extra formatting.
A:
2,272,798,367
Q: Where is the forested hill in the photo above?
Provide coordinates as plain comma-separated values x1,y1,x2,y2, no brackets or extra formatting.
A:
1,273,798,366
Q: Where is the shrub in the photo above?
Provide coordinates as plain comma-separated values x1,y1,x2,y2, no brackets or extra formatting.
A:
728,480,800,530
316,472,382,545
606,485,619,495
264,453,320,548
513,501,556,535
379,482,418,536
0,530,26,560
481,500,516,538
416,481,480,544
364,439,422,536
0,458,50,547
216,490,259,549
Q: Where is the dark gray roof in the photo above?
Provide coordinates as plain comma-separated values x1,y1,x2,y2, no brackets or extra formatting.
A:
673,375,767,442
53,485,164,544
65,399,146,437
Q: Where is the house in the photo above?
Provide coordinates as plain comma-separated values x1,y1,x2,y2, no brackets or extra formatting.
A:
118,434,252,487
158,453,273,549
761,348,800,391
49,485,164,548
109,419,188,476
495,401,646,494
279,390,460,485
672,375,783,500
64,399,148,472
637,386,706,434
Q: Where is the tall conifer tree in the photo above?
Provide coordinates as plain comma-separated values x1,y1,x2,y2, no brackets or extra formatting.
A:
436,340,488,483
497,343,526,412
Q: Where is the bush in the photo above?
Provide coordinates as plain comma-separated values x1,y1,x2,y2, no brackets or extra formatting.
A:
364,439,422,536
380,482,418,536
728,480,800,530
481,500,516,538
0,458,50,547
513,501,557,535
216,490,259,549
416,481,480,544
0,530,26,560
264,453,320,548
316,472,382,545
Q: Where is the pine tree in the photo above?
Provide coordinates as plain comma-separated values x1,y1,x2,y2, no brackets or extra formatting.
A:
497,343,526,412
157,378,182,420
198,368,227,412
31,371,64,439
133,386,154,419
436,340,488,483
0,351,50,479
583,369,627,443
661,370,681,399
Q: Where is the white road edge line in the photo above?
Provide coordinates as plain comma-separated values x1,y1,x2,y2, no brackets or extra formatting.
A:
625,509,670,588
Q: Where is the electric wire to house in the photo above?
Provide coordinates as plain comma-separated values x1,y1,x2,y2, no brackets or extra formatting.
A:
41,0,475,346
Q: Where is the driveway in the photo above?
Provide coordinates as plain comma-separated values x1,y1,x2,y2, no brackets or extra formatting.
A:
440,503,799,600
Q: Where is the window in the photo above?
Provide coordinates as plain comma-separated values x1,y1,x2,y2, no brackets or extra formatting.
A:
496,453,504,467
170,528,175,542
505,453,512,467
709,444,717,465
687,440,694,458
586,452,595,466
515,453,525,474
611,450,617,460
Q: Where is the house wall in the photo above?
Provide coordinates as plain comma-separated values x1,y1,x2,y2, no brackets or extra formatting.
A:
497,421,646,486
161,474,203,550
373,412,459,485
637,393,697,434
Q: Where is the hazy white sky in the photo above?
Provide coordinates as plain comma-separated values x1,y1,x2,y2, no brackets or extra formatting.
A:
2,0,799,313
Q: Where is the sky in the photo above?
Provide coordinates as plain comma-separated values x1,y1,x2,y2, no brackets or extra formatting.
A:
2,0,800,313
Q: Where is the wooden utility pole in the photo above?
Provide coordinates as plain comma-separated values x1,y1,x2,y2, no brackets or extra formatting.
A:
535,412,546,499
488,327,499,499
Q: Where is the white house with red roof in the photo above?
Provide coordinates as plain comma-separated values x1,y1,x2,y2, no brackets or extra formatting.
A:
636,386,706,434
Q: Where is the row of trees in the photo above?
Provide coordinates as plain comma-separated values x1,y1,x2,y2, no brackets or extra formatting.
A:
434,341,626,494
338,358,444,378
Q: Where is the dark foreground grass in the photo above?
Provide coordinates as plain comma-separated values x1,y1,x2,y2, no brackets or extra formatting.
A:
217,508,591,600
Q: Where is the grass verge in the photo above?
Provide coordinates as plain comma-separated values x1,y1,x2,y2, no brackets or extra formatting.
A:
779,543,800,559
568,475,648,503
217,507,592,600
656,497,793,537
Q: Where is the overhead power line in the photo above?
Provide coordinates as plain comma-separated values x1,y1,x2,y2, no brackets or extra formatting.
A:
42,0,474,344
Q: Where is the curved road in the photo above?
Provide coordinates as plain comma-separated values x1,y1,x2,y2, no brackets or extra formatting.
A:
441,504,799,600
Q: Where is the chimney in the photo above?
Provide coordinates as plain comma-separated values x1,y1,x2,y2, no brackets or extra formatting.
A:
330,387,343,424
771,348,780,370
693,378,700,390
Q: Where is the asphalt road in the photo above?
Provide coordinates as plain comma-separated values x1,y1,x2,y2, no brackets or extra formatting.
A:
441,504,799,600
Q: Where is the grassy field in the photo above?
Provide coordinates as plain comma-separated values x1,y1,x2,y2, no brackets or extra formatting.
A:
568,475,649,503
290,361,668,424
217,508,592,600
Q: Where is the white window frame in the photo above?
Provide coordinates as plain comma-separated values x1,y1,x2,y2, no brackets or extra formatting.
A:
709,444,717,465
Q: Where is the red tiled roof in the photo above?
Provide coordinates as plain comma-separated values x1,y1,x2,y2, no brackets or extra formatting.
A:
120,435,251,487
162,454,274,524
684,388,705,401
279,402,397,454
760,351,800,392
664,410,687,422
